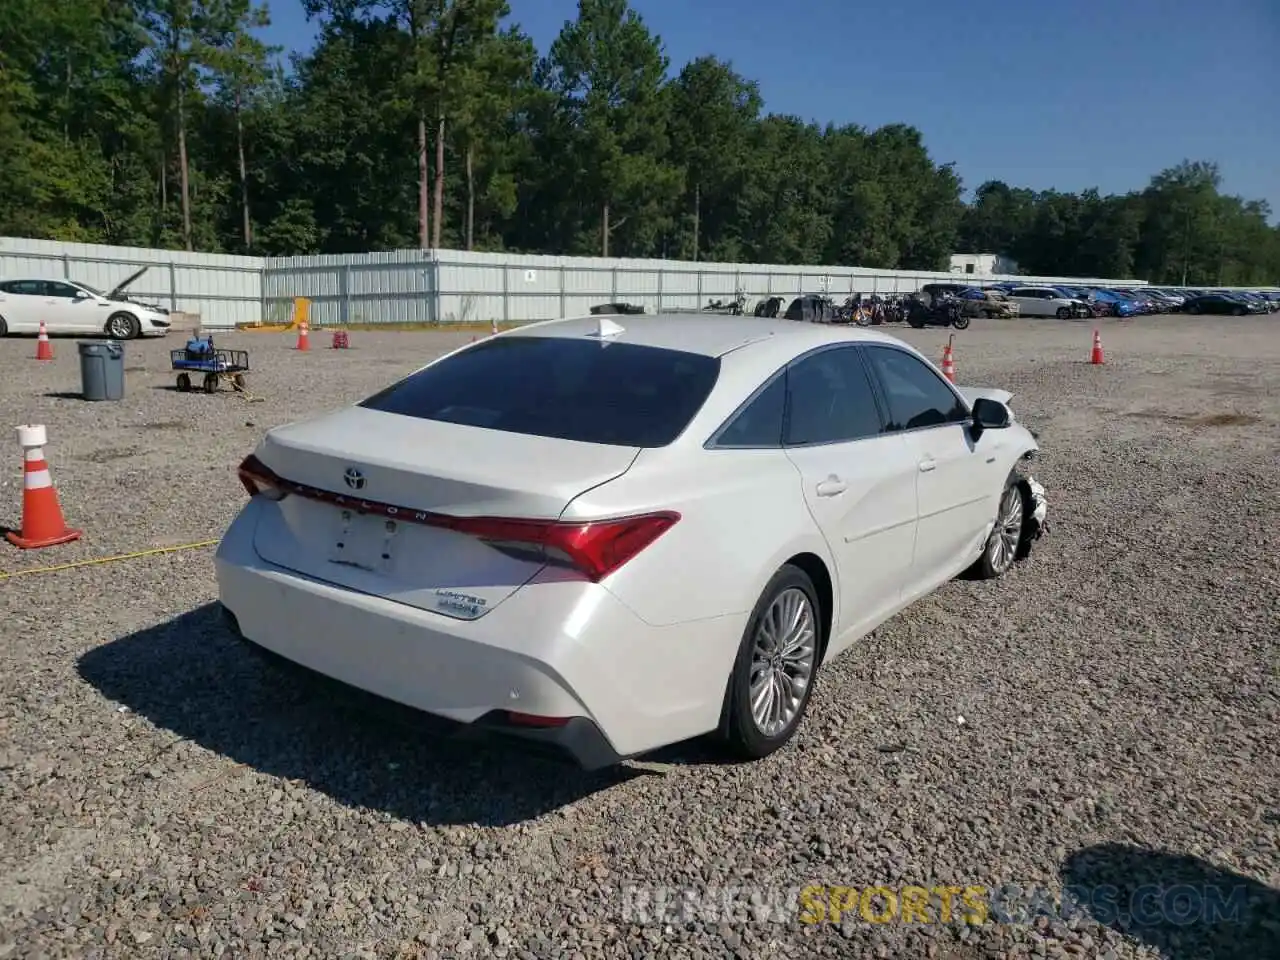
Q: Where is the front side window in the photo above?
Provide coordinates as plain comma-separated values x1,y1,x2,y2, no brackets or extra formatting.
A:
863,346,969,432
45,281,81,298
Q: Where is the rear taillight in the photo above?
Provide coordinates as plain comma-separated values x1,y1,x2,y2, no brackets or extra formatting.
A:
231,452,675,580
444,511,680,582
237,454,287,501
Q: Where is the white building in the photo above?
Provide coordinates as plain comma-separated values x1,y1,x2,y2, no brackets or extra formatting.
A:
949,253,1019,278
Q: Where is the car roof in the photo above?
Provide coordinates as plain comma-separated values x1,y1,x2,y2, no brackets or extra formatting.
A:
507,312,912,360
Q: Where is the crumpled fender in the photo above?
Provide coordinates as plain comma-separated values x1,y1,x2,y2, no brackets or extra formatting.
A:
1019,475,1050,540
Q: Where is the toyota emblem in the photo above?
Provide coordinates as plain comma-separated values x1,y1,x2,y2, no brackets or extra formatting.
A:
343,467,366,490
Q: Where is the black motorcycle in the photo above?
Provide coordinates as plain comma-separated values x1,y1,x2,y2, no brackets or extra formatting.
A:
906,294,970,330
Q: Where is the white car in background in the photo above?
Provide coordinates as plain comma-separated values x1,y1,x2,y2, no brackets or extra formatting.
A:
0,267,171,338
217,314,1050,768
1005,286,1090,319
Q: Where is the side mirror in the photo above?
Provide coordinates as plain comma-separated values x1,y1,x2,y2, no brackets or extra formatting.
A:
970,397,1011,439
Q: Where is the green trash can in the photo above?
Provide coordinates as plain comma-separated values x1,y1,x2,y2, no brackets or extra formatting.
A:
78,340,126,401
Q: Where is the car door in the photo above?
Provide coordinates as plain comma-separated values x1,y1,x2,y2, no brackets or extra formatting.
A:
1008,288,1041,317
780,345,920,649
42,280,101,332
862,344,1004,593
0,280,45,332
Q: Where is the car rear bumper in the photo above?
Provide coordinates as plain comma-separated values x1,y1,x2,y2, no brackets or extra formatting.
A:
214,499,738,766
219,603,625,768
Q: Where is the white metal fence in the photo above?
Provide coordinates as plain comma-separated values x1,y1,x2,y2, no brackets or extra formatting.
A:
4,236,1165,330
263,249,1153,328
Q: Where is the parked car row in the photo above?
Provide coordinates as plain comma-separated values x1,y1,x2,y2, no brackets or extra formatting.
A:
982,282,1279,318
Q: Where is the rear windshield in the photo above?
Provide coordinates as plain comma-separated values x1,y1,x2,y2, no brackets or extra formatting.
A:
360,334,721,447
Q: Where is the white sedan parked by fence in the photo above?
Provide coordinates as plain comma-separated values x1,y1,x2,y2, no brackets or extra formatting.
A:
0,267,172,338
216,314,1050,768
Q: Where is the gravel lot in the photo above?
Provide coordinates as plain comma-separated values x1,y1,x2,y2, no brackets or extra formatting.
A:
1,315,1277,960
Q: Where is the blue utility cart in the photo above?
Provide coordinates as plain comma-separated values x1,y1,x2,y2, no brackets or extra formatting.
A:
170,335,250,393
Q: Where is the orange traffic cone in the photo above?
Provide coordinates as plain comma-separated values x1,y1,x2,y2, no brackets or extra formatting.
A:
5,424,81,549
35,319,53,361
295,320,310,351
941,336,956,383
1090,329,1105,365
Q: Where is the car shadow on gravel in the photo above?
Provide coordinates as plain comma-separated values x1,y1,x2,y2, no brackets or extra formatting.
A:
1061,843,1280,960
77,603,649,827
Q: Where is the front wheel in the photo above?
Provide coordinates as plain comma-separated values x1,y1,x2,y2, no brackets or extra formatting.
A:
106,312,140,340
967,473,1028,580
721,565,821,760
1056,307,1072,320
952,315,970,330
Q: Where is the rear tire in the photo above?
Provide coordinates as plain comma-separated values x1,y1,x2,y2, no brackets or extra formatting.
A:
0,315,7,336
721,565,821,761
1056,307,1072,320
952,316,970,330
176,373,191,392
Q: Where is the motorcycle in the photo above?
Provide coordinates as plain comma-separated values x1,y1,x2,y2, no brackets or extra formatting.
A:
906,294,970,330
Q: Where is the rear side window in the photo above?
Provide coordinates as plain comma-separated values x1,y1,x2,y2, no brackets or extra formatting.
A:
0,280,43,295
713,374,786,447
360,335,721,447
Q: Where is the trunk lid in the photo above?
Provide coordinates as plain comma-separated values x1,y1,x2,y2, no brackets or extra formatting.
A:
249,405,640,618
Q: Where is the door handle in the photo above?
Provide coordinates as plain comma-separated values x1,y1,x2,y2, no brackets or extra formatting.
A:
815,476,847,497
918,458,937,472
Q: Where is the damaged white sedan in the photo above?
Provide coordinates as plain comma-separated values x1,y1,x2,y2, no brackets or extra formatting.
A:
217,315,1049,769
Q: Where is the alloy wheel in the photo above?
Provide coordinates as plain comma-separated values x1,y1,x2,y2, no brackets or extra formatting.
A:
748,587,817,737
987,486,1024,575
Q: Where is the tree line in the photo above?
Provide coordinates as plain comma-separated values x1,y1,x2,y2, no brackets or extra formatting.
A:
2,0,1277,285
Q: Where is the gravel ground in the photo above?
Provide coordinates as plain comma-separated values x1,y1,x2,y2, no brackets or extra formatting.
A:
1,315,1277,960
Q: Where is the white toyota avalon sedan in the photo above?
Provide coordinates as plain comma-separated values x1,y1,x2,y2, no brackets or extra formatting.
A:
216,314,1049,768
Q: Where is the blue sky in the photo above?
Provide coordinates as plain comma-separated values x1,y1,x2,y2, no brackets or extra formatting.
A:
260,0,1280,217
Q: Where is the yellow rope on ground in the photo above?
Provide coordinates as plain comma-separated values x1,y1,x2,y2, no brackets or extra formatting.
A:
0,539,220,581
